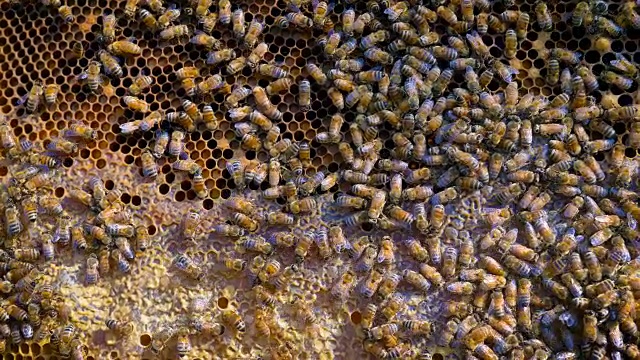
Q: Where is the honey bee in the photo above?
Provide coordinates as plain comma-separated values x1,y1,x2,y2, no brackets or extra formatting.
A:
256,258,281,283
158,24,191,42
164,130,185,157
289,197,317,214
234,213,258,233
292,79,312,112
376,292,403,321
291,296,317,324
17,82,43,114
153,6,180,29
602,71,634,90
331,270,356,298
359,303,378,330
242,43,267,69
286,11,313,28
222,308,246,333
304,63,327,85
353,245,376,272
204,49,235,66
121,95,150,113
229,8,246,38
57,5,75,23
253,86,283,120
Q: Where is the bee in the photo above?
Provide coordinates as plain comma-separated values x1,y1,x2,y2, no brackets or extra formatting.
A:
229,8,246,39
358,303,378,330
149,129,169,158
168,130,185,157
515,12,530,39
291,79,312,113
602,71,633,90
222,309,245,333
156,7,180,30
137,8,161,29
253,86,282,120
121,96,150,113
46,137,77,155
0,121,16,150
58,5,75,23
203,48,236,67
331,269,357,298
78,61,103,96
234,212,258,233
289,197,317,214
18,82,43,114
305,63,328,85
609,53,638,77
256,258,281,283
377,292,403,321
310,0,331,28
286,10,313,28
157,24,190,42
291,296,317,324
124,75,154,98
594,15,624,37
335,195,366,210
214,0,231,24
240,43,267,69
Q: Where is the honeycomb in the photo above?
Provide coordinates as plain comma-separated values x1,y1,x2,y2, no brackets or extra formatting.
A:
0,0,639,359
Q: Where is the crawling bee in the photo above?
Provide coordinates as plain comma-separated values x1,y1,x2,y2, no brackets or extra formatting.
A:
65,122,97,141
42,84,60,106
97,50,123,78
122,96,150,113
298,79,311,112
306,63,328,85
107,40,141,57
128,75,153,96
229,8,246,39
258,64,289,79
47,138,78,155
18,82,43,114
247,42,268,68
206,48,236,66
140,151,157,178
157,7,180,29
58,5,74,23
244,18,264,48
78,61,103,93
138,9,158,30
190,33,222,50
286,11,313,28
222,308,246,333
159,25,191,42
69,41,85,60
602,71,634,90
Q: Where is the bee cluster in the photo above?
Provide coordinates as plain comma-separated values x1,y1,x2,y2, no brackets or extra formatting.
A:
0,112,156,357
3,0,640,358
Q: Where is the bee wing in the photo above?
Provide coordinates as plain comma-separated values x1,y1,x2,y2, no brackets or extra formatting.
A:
287,4,301,12
628,213,638,230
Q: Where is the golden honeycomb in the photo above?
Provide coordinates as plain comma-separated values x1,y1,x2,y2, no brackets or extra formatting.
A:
0,0,639,359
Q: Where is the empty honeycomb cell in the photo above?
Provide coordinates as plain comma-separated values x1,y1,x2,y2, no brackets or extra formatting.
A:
175,190,186,202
